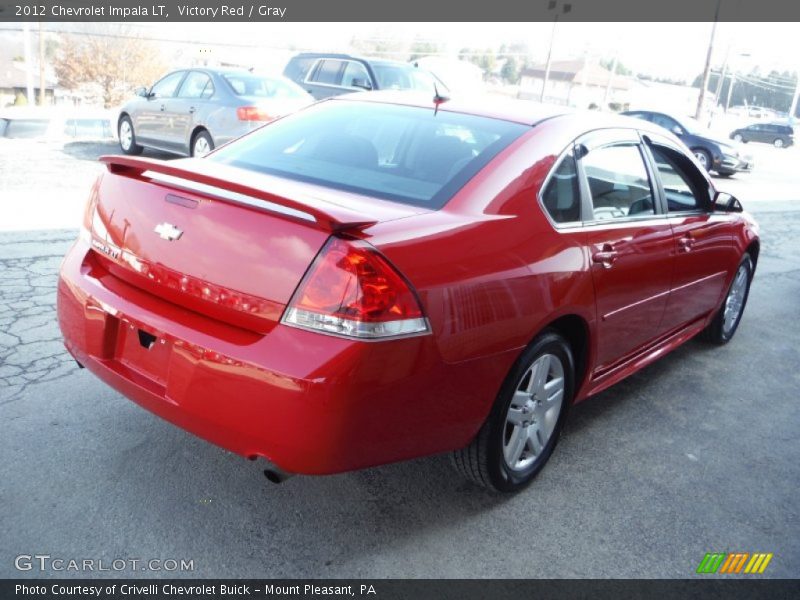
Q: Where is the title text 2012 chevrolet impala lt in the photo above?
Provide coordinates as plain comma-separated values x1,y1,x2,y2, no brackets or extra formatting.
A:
57,93,759,492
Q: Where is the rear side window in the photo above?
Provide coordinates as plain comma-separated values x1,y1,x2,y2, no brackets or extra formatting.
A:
178,72,214,99
208,101,528,208
284,57,317,83
310,60,343,85
583,144,655,220
541,152,581,224
223,74,307,99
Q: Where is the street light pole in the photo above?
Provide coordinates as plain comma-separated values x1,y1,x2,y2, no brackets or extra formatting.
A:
540,1,571,103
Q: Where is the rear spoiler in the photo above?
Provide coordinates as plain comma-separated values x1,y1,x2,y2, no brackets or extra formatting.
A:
99,155,378,232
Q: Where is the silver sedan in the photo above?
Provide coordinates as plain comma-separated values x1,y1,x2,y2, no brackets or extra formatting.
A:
117,68,313,158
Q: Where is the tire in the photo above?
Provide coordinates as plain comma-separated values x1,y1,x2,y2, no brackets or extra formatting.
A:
118,115,143,155
191,130,214,157
733,134,743,143
451,330,575,492
774,138,785,148
716,172,734,179
700,254,754,345
692,148,712,171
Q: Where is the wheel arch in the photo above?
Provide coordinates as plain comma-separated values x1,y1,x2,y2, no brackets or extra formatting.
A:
542,314,591,396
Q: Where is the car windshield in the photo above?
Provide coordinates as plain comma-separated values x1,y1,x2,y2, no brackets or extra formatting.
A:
223,73,308,99
208,100,528,208
372,64,439,93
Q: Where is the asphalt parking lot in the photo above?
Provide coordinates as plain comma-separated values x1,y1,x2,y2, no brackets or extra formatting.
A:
0,138,798,578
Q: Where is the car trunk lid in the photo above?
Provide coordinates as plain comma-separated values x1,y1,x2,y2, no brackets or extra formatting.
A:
87,156,426,334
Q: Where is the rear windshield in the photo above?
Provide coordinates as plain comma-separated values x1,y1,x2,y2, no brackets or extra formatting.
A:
208,100,528,208
223,73,307,100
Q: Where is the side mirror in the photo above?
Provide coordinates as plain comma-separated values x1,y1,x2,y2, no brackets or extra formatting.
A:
671,125,684,136
134,86,149,98
713,191,743,213
351,77,372,91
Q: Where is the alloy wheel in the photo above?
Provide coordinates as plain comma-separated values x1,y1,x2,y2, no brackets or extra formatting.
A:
723,263,749,335
503,353,565,471
119,120,133,151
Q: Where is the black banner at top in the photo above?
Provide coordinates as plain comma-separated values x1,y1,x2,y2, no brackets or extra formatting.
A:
1,0,800,22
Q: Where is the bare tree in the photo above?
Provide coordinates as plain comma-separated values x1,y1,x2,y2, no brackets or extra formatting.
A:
54,27,166,108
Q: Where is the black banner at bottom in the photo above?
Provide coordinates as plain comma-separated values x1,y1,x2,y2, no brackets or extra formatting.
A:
3,579,800,600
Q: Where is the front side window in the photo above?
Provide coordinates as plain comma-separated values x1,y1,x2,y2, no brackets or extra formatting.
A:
541,151,581,224
150,72,184,99
208,100,528,209
341,61,371,88
582,144,655,220
650,145,710,212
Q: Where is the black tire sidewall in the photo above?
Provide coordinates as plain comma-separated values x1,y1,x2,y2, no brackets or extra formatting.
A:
485,332,575,492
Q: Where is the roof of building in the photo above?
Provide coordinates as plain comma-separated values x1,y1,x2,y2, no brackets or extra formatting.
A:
521,60,631,91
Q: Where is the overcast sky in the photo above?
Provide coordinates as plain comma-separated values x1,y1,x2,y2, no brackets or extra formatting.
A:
2,21,796,82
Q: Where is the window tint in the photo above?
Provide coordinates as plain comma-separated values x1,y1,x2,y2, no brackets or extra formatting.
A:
284,57,316,83
372,65,438,93
208,100,528,209
650,145,709,212
651,113,681,133
224,74,307,99
150,72,184,98
178,72,213,99
310,60,343,85
541,152,580,223
583,144,654,220
341,61,371,88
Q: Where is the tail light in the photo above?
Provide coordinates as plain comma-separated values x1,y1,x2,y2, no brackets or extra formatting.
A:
281,237,429,340
236,106,273,122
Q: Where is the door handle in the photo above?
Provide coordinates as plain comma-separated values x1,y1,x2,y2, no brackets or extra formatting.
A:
160,104,166,111
188,106,196,114
677,236,695,252
592,244,619,268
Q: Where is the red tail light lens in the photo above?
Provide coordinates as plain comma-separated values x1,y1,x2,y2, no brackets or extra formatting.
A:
282,237,429,339
236,106,273,122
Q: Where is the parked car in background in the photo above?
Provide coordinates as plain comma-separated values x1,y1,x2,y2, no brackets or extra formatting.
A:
58,94,759,492
0,107,115,141
623,110,753,176
283,53,445,100
730,122,794,148
118,68,313,157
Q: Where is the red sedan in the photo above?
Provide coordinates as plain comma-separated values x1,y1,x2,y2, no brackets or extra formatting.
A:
57,93,759,492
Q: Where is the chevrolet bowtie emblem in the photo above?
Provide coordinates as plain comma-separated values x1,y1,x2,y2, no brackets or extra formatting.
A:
154,222,183,241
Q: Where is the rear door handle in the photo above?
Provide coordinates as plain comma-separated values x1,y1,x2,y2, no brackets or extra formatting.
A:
159,104,166,111
592,244,619,268
188,106,196,114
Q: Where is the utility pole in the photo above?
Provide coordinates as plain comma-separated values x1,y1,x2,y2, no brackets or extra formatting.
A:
695,0,722,121
23,22,34,104
790,76,800,126
540,1,572,103
603,55,617,110
38,22,46,106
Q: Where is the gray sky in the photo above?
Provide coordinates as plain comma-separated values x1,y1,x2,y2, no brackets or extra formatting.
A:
1,21,795,82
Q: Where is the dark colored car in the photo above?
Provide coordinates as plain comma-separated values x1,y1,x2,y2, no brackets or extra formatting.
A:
118,68,312,158
283,53,443,100
58,94,759,492
730,122,794,148
623,110,753,176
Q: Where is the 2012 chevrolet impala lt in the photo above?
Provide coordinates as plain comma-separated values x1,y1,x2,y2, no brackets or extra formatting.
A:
57,93,759,492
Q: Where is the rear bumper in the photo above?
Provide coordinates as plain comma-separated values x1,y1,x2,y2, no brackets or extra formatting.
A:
57,240,510,474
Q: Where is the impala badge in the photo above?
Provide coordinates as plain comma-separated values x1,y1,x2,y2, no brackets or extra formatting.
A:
154,222,183,241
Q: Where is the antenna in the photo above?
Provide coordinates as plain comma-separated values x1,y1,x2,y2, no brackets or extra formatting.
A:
433,83,449,116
